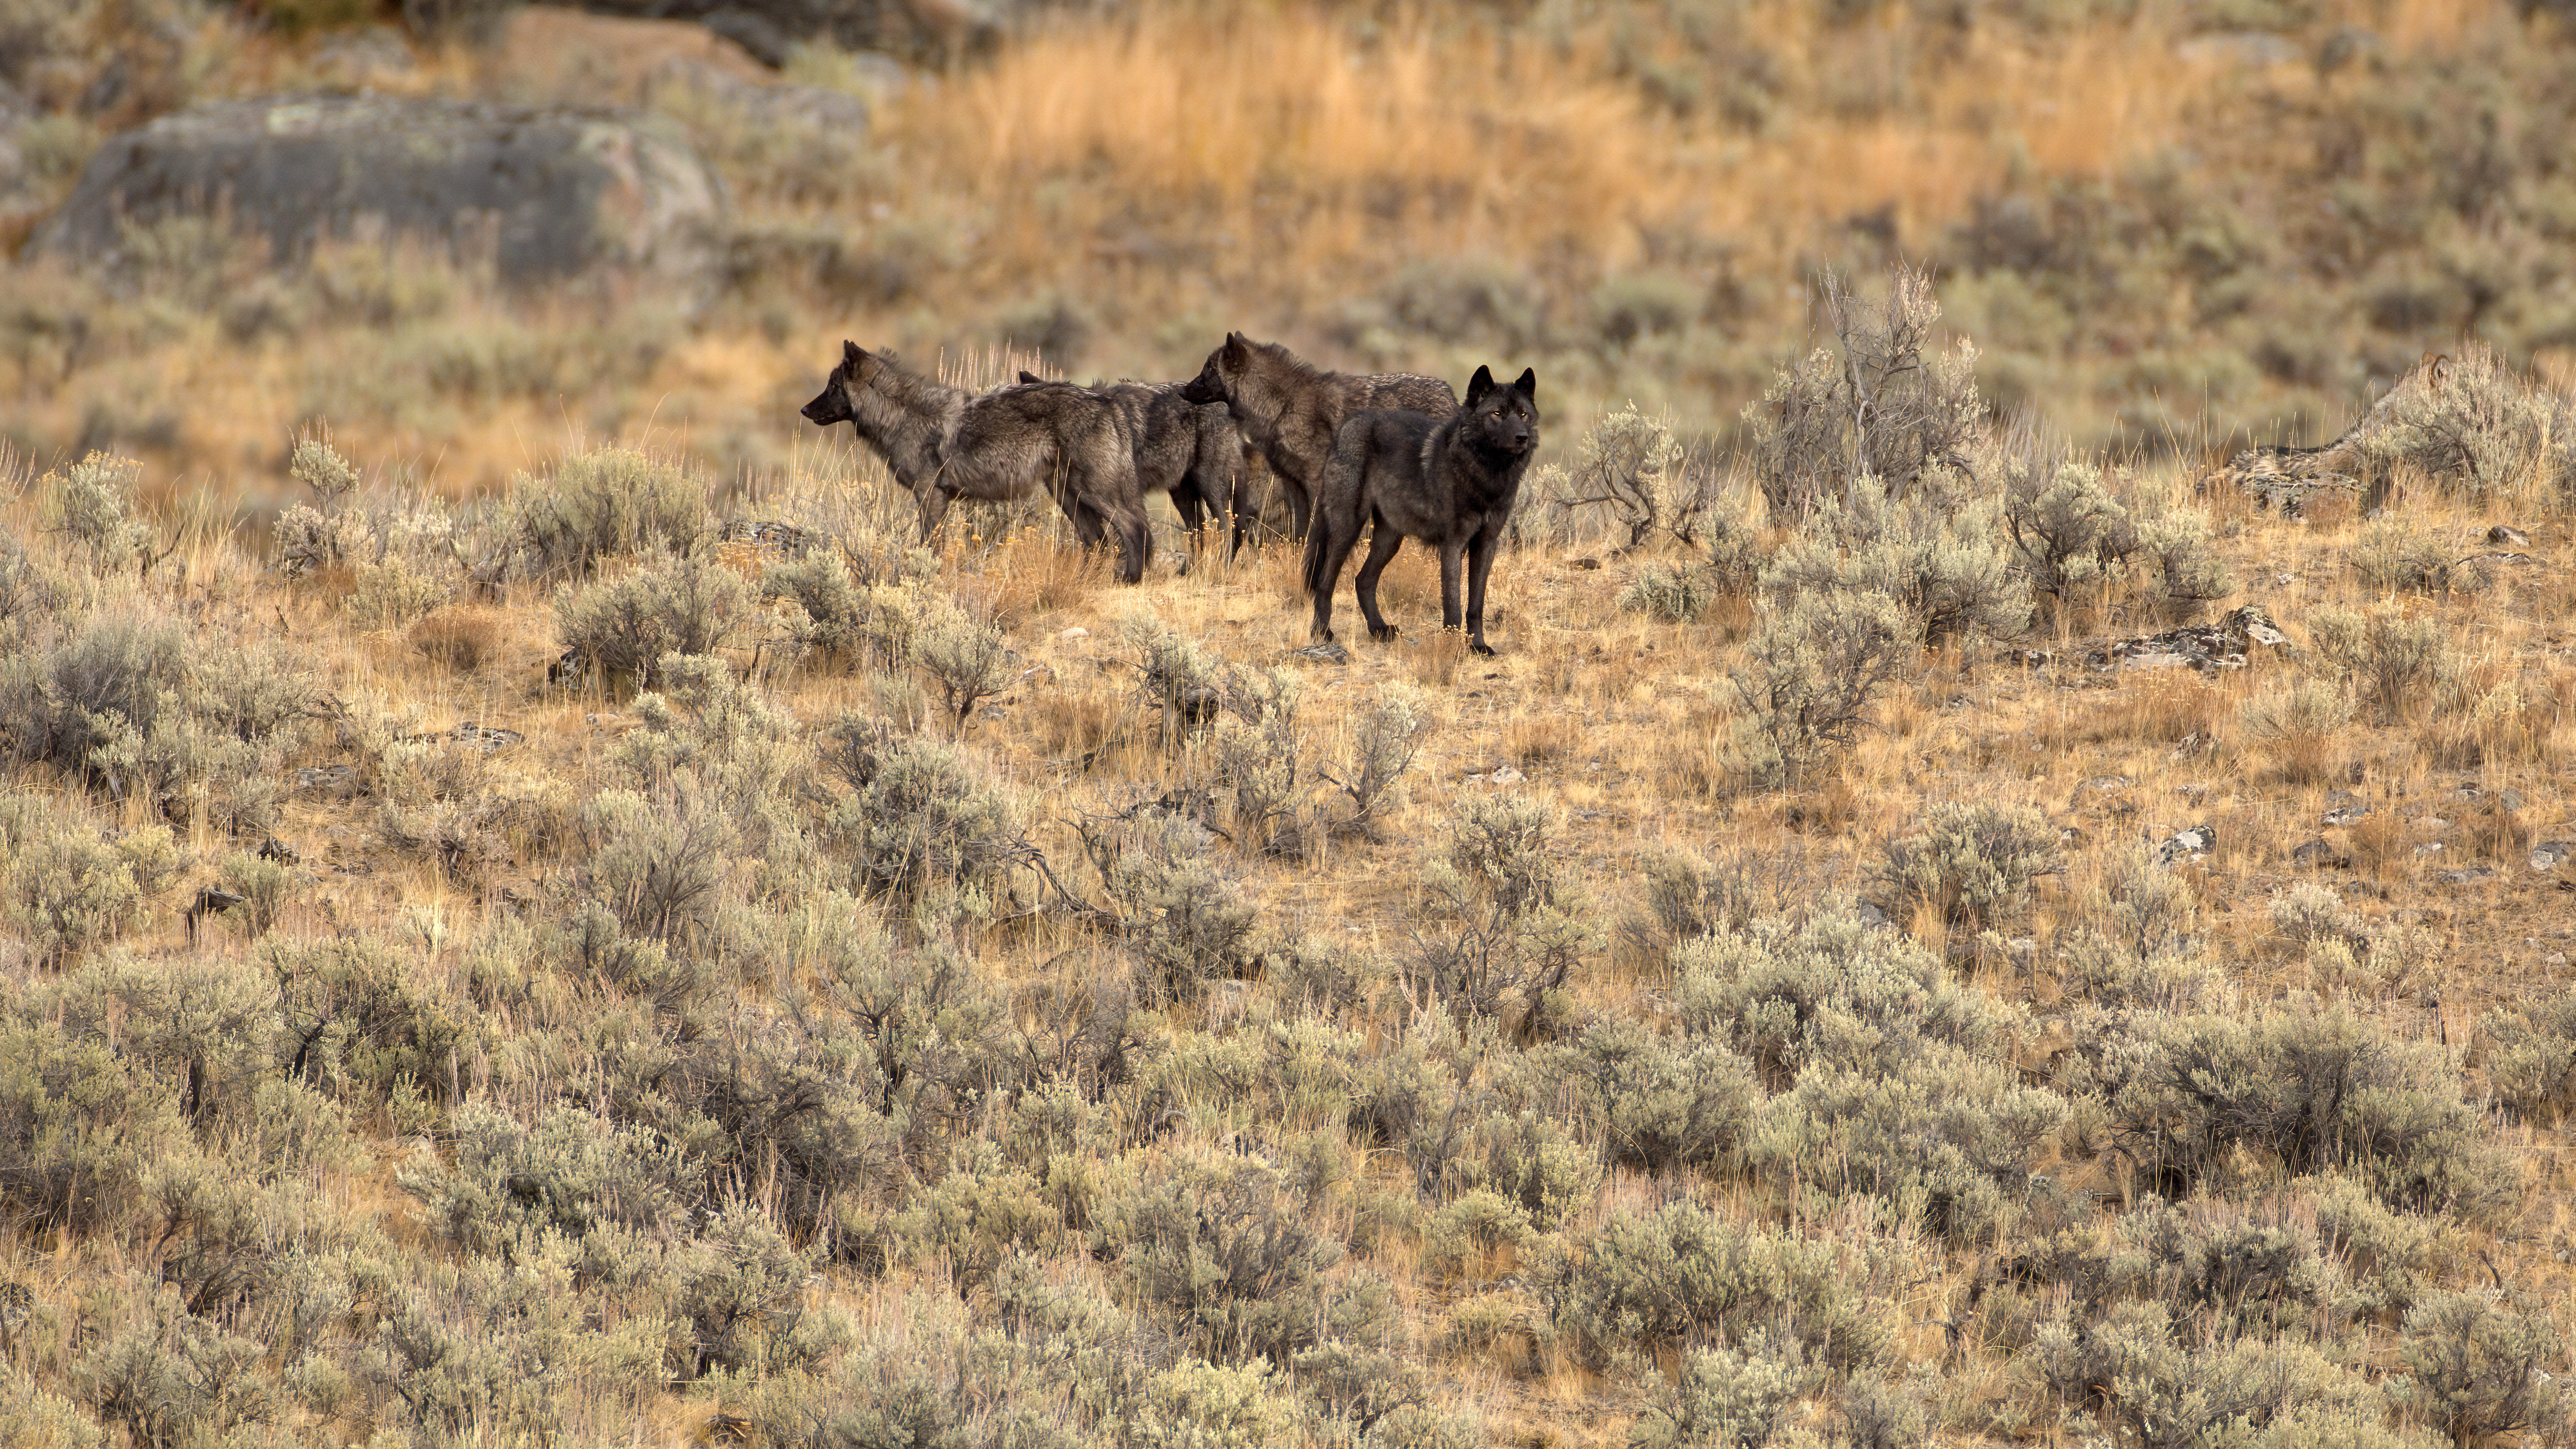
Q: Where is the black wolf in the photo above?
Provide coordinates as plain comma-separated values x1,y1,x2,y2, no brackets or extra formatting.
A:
1178,333,1457,540
1020,371,1247,559
1302,365,1538,656
801,342,1153,583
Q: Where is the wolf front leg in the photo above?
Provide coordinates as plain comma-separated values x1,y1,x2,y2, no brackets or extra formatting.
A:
1463,523,1503,654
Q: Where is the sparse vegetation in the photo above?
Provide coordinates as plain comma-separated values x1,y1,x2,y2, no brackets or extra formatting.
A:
3,2,2575,1445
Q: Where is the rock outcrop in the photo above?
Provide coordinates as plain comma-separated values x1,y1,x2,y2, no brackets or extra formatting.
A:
33,93,722,285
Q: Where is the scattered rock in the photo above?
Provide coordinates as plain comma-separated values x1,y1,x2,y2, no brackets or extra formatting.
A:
2323,802,2371,827
33,95,723,285
256,835,299,864
1570,556,1601,570
2157,824,2216,864
293,763,358,796
2500,788,2528,813
726,518,821,557
2175,782,2212,804
2488,524,2531,548
1853,900,1894,929
2292,838,2347,869
1488,766,1525,786
1058,627,1089,640
2434,866,2495,886
2415,841,2445,855
2082,606,2292,672
1286,642,1350,664
2533,842,2575,871
2071,775,2134,803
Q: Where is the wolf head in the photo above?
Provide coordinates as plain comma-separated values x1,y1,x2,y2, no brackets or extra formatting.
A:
801,341,871,427
1460,365,1538,456
1178,332,1252,405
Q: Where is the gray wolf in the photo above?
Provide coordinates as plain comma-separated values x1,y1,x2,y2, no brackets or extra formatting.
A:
1021,370,1247,559
1302,364,1539,655
801,342,1153,583
1178,333,1458,540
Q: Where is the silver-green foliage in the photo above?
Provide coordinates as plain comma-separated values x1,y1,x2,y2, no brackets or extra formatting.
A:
2304,604,2448,724
1741,264,1985,519
2001,459,2232,613
1729,585,1910,787
1546,1199,1893,1370
2479,987,2576,1121
44,452,157,575
492,446,713,580
2356,340,2576,502
554,551,757,684
1764,489,2030,647
1872,799,2061,930
1408,794,1602,1028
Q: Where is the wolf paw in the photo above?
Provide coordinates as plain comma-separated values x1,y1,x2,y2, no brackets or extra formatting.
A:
1469,639,1497,656
1368,624,1400,643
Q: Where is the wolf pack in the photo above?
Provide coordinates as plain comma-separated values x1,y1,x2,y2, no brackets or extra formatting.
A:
800,334,1541,655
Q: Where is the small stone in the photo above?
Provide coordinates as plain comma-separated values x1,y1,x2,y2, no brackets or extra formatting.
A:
1853,901,1894,929
2533,842,2575,870
2454,785,2484,802
1287,642,1350,664
2325,789,2363,810
2415,841,2445,855
2323,804,2371,827
2500,788,2528,812
2420,817,2450,831
1057,626,1089,640
1488,766,1525,785
2274,572,2294,586
2072,775,2134,801
2292,838,2343,868
2158,825,2216,863
1570,556,1602,570
2435,867,2495,886
2489,524,2531,547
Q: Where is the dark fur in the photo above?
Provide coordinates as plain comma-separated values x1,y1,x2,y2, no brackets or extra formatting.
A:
801,342,1152,582
1302,365,1538,655
1178,332,1458,540
1020,371,1248,559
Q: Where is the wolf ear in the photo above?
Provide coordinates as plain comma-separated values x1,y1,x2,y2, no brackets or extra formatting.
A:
1019,371,1043,385
1464,365,1496,406
1222,332,1249,363
1513,368,1537,402
842,340,863,363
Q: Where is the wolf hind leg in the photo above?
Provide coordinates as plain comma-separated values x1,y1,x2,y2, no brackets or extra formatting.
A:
1306,517,1366,642
1352,525,1407,644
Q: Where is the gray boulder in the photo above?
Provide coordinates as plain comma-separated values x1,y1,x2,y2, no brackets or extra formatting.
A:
33,93,722,285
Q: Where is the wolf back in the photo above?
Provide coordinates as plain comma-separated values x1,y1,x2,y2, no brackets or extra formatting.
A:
1178,332,1458,540
801,342,1154,582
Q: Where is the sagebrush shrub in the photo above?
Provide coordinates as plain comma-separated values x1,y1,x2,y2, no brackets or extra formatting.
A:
1620,562,1725,622
2352,519,2455,594
45,452,157,575
2357,340,2576,502
2108,1007,2514,1217
823,730,1035,920
1407,795,1601,1028
1082,810,1261,1008
1872,800,2060,931
2236,676,2353,783
2399,1292,2569,1446
1729,585,1910,787
1765,490,2030,647
554,552,756,686
2304,605,2448,725
2479,987,2576,1122
494,447,712,580
1547,1199,1892,1370
1741,264,1984,519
